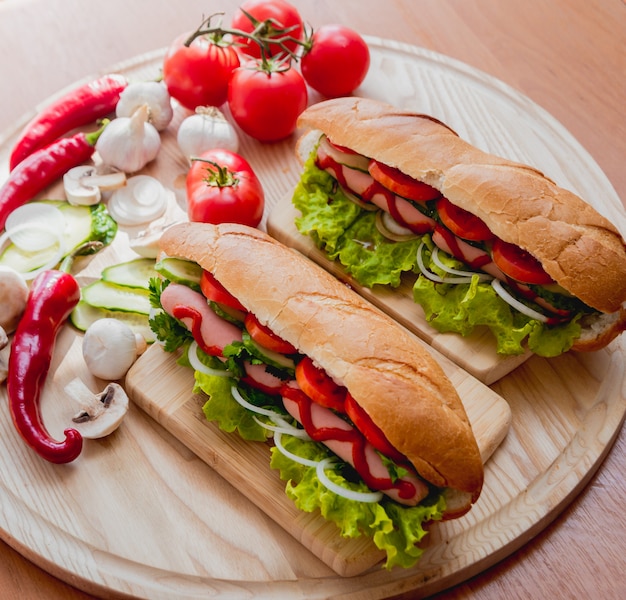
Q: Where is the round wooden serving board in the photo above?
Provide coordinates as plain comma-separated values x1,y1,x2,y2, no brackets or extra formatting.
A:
0,38,625,599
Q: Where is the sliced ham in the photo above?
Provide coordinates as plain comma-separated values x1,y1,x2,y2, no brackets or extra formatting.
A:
160,282,243,356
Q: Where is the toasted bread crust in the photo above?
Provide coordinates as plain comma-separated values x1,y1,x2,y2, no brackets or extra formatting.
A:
297,97,626,315
160,222,484,504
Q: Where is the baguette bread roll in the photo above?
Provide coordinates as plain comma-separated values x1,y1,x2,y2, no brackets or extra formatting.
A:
297,97,626,317
160,221,484,505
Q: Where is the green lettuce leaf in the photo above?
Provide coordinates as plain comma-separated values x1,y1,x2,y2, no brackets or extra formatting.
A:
293,155,425,287
292,152,362,253
270,434,445,570
293,160,585,357
413,243,583,356
196,372,274,442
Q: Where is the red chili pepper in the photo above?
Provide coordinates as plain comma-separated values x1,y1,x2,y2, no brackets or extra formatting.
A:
6,269,83,463
9,73,127,170
0,123,106,231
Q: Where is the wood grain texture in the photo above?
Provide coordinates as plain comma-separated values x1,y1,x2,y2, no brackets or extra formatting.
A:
0,0,625,599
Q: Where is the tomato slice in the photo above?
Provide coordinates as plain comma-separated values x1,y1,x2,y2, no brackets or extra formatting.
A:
491,238,554,285
326,138,360,155
344,393,406,464
200,270,247,312
244,313,297,355
368,160,441,202
295,357,346,412
437,197,494,242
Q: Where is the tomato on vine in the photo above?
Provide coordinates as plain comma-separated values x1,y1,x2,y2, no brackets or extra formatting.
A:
231,0,304,58
228,58,308,142
163,31,240,110
186,149,264,227
300,25,370,98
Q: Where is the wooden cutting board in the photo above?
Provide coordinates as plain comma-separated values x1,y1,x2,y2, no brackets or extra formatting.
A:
125,335,512,577
267,196,531,385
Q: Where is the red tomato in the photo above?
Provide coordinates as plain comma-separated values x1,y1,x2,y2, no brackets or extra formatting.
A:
186,149,264,227
200,270,247,312
227,62,308,142
491,238,554,285
295,357,346,412
344,393,406,464
230,0,304,58
437,197,494,242
300,25,370,98
369,160,441,202
245,313,297,354
163,32,240,110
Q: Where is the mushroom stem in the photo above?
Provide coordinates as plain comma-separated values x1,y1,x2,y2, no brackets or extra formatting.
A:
0,325,8,384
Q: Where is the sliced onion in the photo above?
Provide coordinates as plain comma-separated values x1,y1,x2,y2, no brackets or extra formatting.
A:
252,411,305,434
375,210,419,241
257,418,311,439
0,223,66,280
273,431,320,467
188,340,233,377
491,279,549,322
231,385,285,420
316,458,384,503
342,188,378,211
416,242,475,284
431,247,492,281
5,203,65,251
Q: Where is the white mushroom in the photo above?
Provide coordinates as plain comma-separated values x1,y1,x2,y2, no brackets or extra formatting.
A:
63,165,127,206
82,318,147,380
0,325,8,384
65,378,129,438
0,265,29,334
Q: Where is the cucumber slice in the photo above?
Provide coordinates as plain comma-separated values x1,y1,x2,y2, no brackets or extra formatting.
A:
102,258,156,290
70,300,155,343
155,257,202,290
243,333,296,372
0,200,117,273
81,280,152,315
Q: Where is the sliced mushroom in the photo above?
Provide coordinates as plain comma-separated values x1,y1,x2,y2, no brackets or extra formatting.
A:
65,378,129,438
63,165,127,206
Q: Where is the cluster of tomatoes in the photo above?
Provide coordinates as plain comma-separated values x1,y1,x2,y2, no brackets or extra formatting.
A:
163,0,370,230
162,0,370,143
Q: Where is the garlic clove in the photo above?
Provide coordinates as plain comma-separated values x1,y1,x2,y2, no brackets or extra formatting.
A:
64,165,127,206
96,104,161,173
82,318,144,380
116,81,174,131
177,106,239,161
65,378,129,439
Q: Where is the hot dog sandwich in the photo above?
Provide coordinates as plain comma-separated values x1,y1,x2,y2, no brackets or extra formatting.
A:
291,97,626,358
149,221,483,569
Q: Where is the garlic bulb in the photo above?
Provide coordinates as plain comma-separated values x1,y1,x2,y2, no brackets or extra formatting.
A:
116,81,174,131
177,107,239,160
96,104,161,173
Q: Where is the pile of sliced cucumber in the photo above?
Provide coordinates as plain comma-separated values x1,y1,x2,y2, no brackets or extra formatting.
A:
71,256,205,344
71,258,157,343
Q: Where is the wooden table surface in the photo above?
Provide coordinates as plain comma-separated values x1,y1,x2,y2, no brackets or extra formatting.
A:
0,0,625,598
